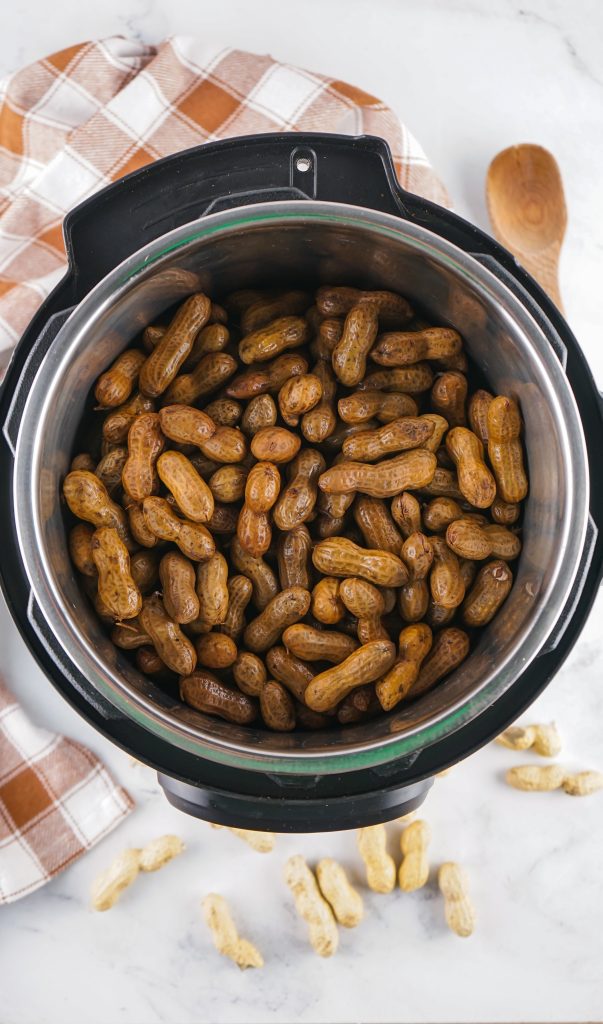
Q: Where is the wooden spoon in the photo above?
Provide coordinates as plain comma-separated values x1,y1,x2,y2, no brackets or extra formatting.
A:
486,144,567,312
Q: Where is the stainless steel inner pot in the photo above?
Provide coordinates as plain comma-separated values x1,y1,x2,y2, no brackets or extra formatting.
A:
13,202,589,774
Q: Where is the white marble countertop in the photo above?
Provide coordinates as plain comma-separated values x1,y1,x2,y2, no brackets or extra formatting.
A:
1,2,603,1022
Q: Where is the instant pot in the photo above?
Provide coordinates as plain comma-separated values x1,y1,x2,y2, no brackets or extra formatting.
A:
1,134,601,831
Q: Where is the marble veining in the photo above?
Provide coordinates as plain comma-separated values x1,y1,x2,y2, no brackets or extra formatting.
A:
1,1,603,1021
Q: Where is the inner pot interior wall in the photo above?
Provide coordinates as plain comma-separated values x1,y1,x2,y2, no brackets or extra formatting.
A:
33,214,571,757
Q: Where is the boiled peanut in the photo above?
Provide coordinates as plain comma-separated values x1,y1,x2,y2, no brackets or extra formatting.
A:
337,390,418,424
462,559,513,627
102,393,155,445
237,461,281,557
136,648,168,676
95,446,128,496
332,303,379,386
273,449,325,531
360,364,434,394
352,496,403,556
217,575,253,641
163,352,237,405
241,290,311,333
305,639,396,712
316,286,413,326
250,426,301,464
339,577,387,643
122,413,164,501
260,680,296,731
71,453,96,472
277,525,312,590
200,426,247,465
230,537,279,611
180,671,257,724
208,465,248,503
185,323,230,369
491,496,520,525
430,536,465,609
487,396,528,502
419,466,465,503
313,537,407,587
376,624,432,710
283,623,358,664
398,533,433,623
431,371,467,427
232,651,267,697
142,324,165,352
127,501,159,548
196,552,229,626
140,293,211,396
301,361,337,443
196,632,238,669
468,389,493,447
226,353,308,399
111,618,152,650
157,451,214,523
239,316,310,364
265,646,315,703
423,496,464,533
390,491,422,538
63,471,134,551
69,523,96,576
159,551,199,624
207,503,238,535
446,519,521,561
409,627,470,698
446,427,496,508
139,594,197,675
318,450,436,499
418,413,449,453
341,416,435,462
311,577,345,625
91,527,142,620
202,398,241,428
278,374,323,426
241,394,277,435
243,587,310,653
311,317,343,360
95,349,146,407
370,328,462,367
425,598,456,630
316,458,355,538
130,549,160,593
337,685,380,724
158,405,216,447
322,418,378,453
142,497,215,561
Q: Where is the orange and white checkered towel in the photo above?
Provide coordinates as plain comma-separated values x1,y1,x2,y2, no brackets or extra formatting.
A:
0,678,132,904
0,35,447,370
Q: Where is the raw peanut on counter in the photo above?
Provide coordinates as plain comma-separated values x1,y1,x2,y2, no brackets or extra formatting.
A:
391,491,422,538
266,646,314,703
196,632,238,669
338,577,387,644
139,293,211,397
468,388,494,447
338,389,418,424
210,823,276,852
69,523,96,577
446,427,496,508
196,552,229,626
446,519,521,561
278,373,323,426
157,450,214,523
282,623,358,664
202,397,241,427
312,537,408,587
332,302,379,386
357,824,396,894
241,289,311,334
399,820,431,892
316,859,364,928
250,425,301,464
159,551,199,624
230,537,279,611
277,525,312,590
370,327,462,367
163,351,238,406
142,497,215,561
376,623,433,711
301,362,337,443
208,464,248,503
239,315,310,364
352,496,403,556
283,855,339,957
102,392,155,445
438,863,475,937
139,594,197,675
430,537,466,609
180,671,258,724
273,449,325,531
316,285,413,325
461,560,513,627
199,425,247,464
226,353,308,399
241,394,277,435
341,416,435,462
217,575,253,642
318,449,436,499
202,894,264,970
232,651,267,697
95,349,146,407
63,470,134,551
487,395,529,503
237,461,281,558
95,446,128,496
91,835,184,911
562,771,603,796
496,724,538,750
431,370,468,427
409,627,470,699
360,363,434,394
122,412,164,501
310,577,345,625
158,404,216,447
243,587,311,653
260,679,296,731
505,764,566,792
91,527,142,620
305,639,396,713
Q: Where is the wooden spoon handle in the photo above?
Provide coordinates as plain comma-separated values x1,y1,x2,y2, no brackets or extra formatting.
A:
509,240,564,313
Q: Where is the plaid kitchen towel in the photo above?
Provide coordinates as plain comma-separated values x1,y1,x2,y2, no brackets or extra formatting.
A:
0,678,133,904
0,35,448,369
